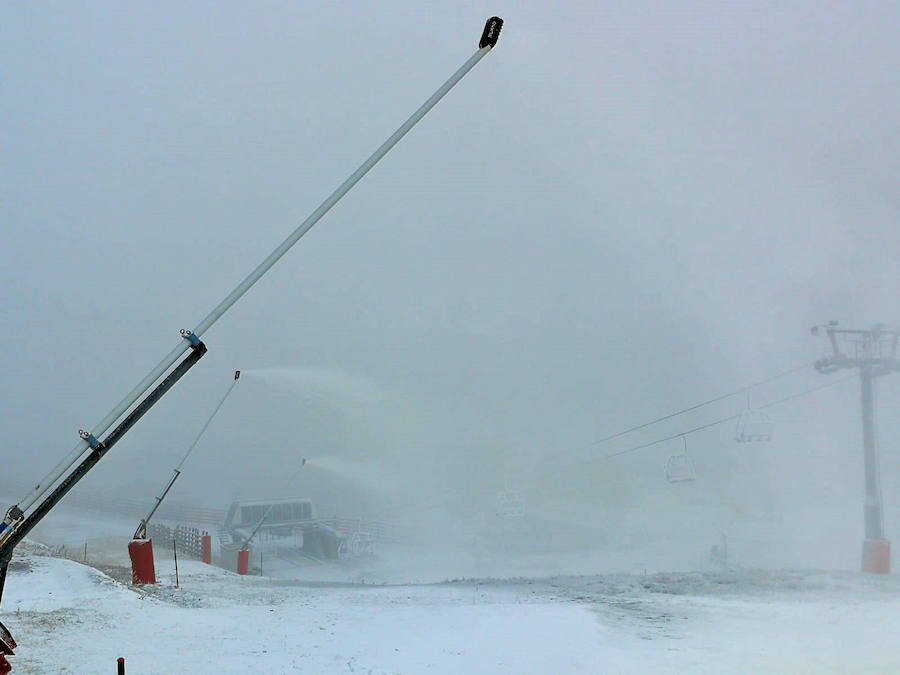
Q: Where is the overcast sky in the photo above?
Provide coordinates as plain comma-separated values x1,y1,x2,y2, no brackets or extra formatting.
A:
2,2,899,568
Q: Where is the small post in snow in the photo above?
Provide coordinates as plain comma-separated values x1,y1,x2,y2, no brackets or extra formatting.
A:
173,539,179,589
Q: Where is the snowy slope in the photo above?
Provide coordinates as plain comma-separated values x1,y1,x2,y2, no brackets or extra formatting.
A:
3,551,900,673
3,554,630,674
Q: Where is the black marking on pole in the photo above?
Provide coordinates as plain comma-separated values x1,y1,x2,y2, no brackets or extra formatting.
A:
479,16,503,49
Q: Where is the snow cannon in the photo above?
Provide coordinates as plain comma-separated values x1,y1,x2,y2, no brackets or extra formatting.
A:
128,368,242,578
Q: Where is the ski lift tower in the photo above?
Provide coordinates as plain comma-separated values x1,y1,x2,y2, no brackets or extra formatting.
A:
812,321,900,573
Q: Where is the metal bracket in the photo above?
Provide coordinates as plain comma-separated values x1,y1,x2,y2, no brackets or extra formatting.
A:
0,506,24,541
180,329,202,349
77,429,102,450
3,507,23,525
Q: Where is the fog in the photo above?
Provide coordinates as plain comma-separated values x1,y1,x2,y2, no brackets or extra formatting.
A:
2,2,899,576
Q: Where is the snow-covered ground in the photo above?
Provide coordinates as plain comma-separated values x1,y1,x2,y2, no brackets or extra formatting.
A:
3,500,899,672
3,544,900,674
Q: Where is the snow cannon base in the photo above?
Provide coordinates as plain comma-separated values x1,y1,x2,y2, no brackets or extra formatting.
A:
202,533,212,564
128,538,157,584
862,539,890,574
237,548,249,575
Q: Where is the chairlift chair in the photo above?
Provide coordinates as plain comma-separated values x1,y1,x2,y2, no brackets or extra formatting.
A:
666,436,697,483
735,393,773,443
495,490,525,518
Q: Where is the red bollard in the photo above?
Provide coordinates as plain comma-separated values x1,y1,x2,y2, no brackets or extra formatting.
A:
237,548,249,575
202,533,212,564
862,539,891,574
128,539,157,585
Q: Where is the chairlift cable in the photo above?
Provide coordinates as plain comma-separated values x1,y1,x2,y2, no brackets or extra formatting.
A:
601,374,855,460
590,363,810,448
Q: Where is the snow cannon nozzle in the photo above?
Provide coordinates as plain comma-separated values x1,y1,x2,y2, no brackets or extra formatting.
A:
479,16,503,49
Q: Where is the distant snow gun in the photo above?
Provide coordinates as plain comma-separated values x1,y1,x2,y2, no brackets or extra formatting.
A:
234,458,307,575
0,17,502,662
241,458,308,550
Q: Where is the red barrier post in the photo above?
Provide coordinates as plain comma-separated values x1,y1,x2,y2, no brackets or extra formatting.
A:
128,539,156,584
202,533,212,564
237,548,249,575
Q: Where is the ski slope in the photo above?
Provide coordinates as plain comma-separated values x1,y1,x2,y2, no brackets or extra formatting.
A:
4,548,900,673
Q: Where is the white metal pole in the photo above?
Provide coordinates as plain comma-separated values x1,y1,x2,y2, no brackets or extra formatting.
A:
175,370,241,473
3,25,500,531
193,45,493,339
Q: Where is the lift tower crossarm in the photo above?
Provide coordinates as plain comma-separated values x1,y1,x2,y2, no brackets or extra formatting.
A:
0,17,503,541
